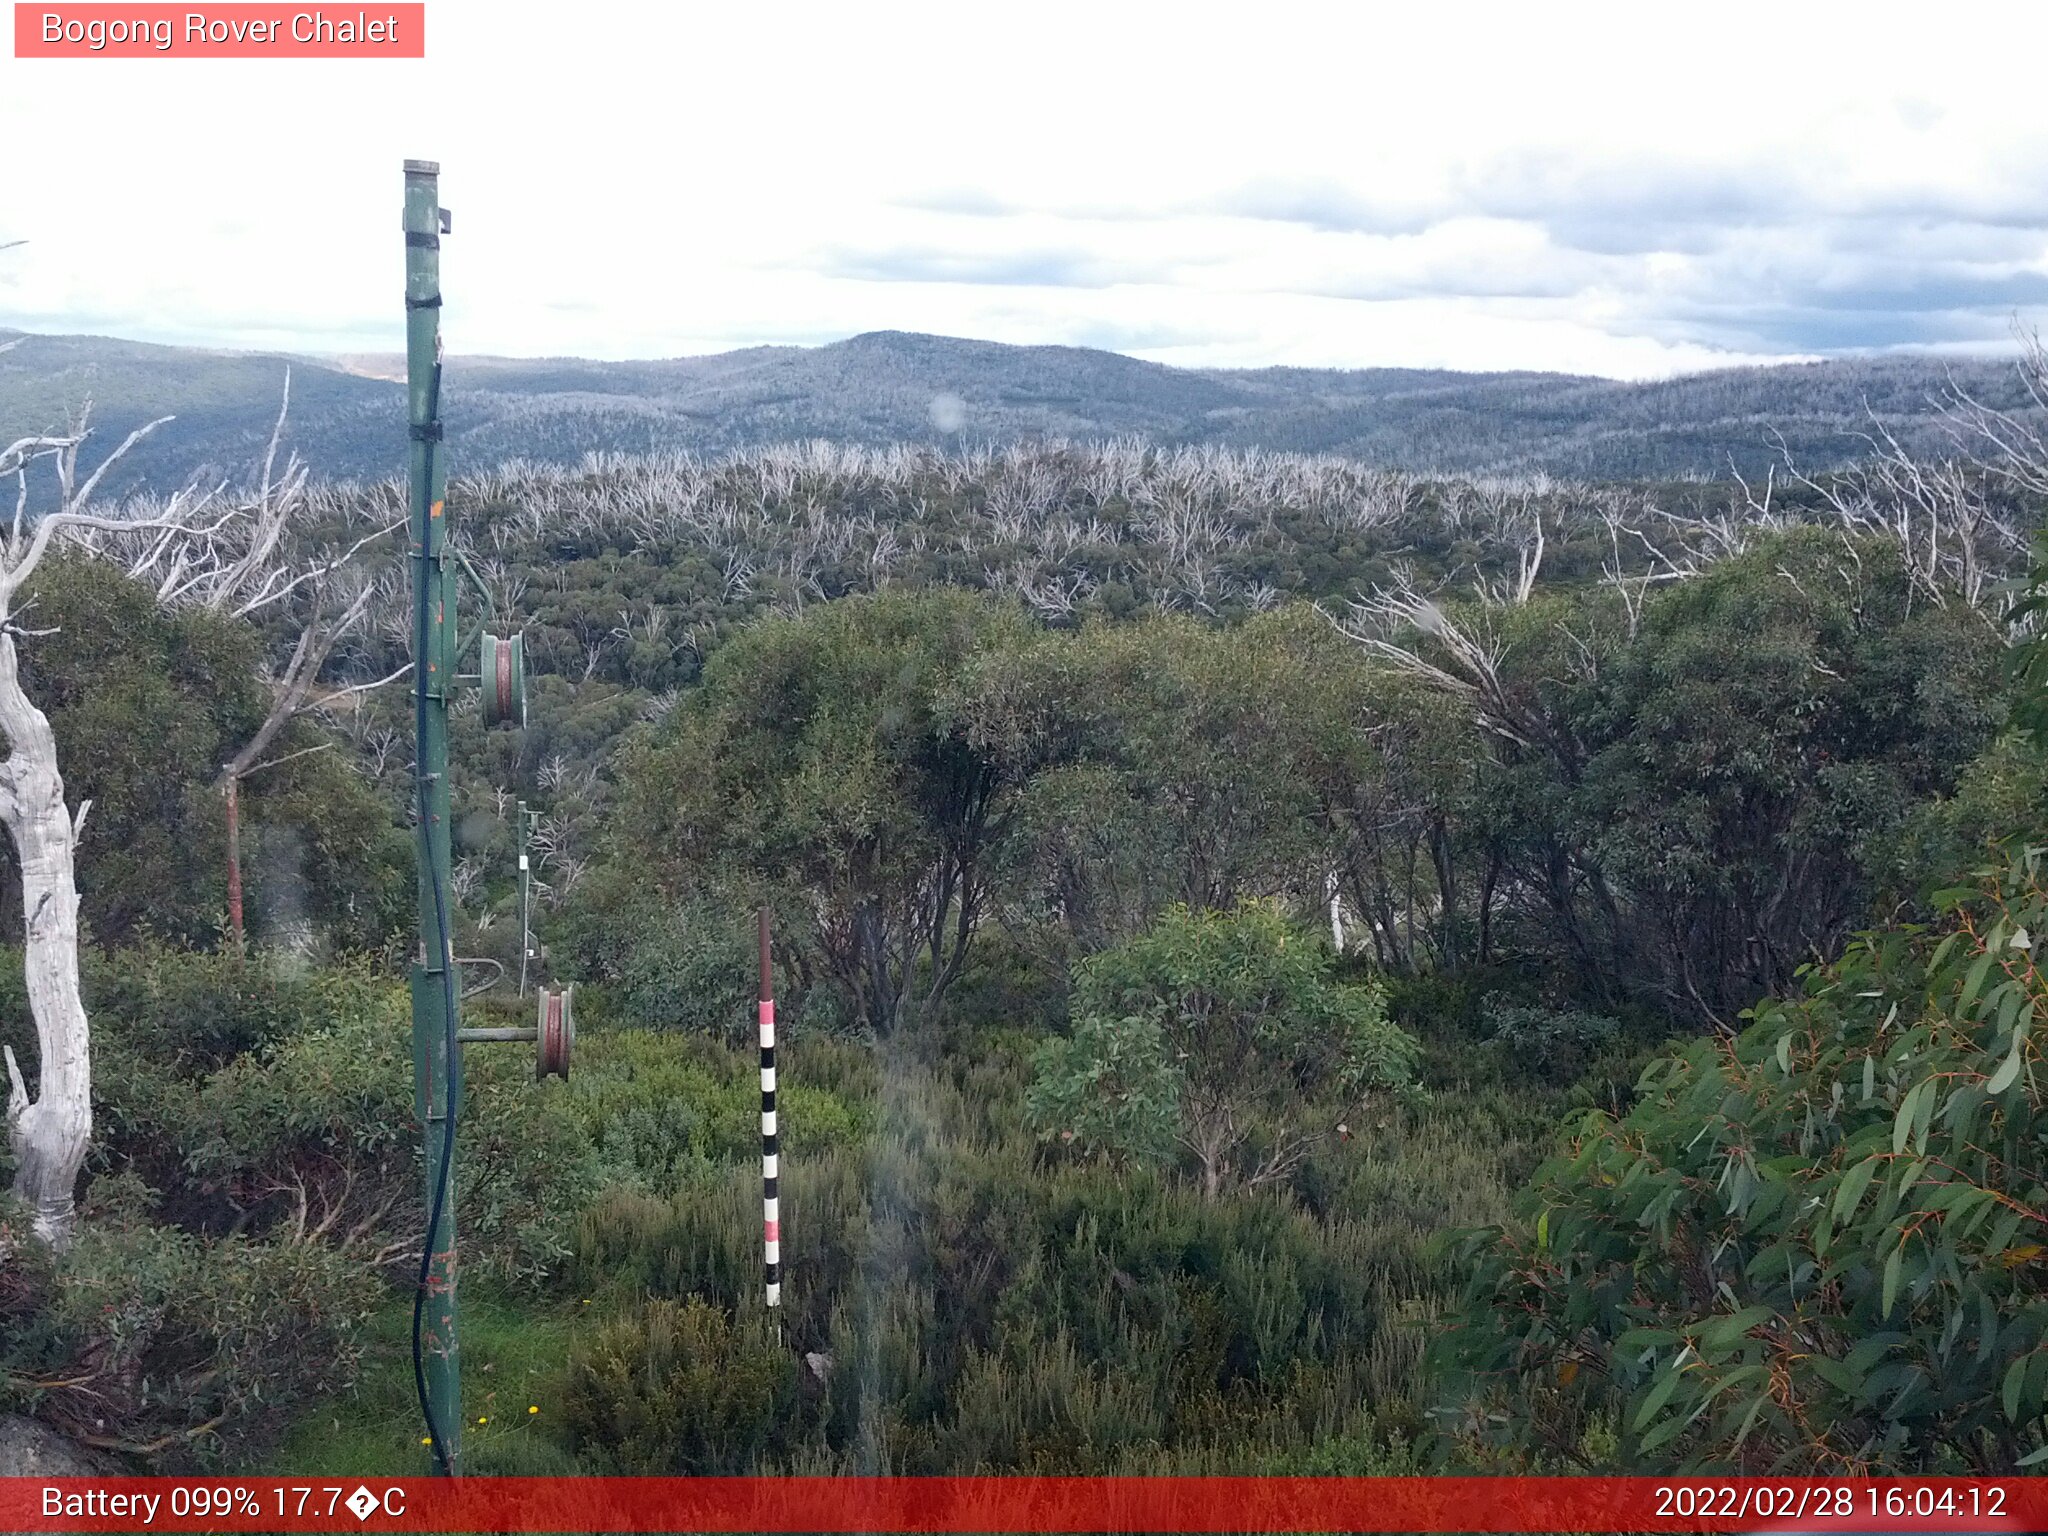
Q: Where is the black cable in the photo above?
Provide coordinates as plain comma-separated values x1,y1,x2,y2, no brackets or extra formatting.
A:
409,354,460,1478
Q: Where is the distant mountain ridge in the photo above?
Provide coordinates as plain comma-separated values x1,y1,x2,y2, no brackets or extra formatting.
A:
0,326,2029,500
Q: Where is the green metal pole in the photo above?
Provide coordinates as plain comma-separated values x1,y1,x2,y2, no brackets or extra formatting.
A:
404,157,461,1475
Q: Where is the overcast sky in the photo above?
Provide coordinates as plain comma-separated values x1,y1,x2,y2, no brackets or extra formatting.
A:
3,1,2046,378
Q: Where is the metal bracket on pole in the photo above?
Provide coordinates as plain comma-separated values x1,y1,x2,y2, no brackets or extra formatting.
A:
451,543,497,618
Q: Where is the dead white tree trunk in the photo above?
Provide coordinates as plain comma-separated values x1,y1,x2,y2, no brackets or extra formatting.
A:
0,617,91,1245
0,409,213,1246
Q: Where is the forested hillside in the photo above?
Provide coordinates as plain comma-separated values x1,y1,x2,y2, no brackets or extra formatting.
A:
3,327,2040,505
2,387,2045,1476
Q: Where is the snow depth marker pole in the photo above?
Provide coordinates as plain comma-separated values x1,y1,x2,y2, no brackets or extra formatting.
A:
759,907,781,1312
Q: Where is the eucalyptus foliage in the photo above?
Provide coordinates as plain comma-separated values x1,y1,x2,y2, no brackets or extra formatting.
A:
616,588,1038,1035
0,555,408,951
1436,840,2048,1472
1029,903,1420,1197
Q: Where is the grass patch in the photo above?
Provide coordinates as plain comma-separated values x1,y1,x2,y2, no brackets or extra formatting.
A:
267,1289,593,1476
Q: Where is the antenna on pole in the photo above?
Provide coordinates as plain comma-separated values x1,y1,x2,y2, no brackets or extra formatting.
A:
759,907,782,1316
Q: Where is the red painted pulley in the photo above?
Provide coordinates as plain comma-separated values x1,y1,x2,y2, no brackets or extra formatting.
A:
480,631,526,729
536,985,573,1080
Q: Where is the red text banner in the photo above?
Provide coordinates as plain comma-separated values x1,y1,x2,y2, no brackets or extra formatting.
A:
1,1476,2043,1533
14,5,424,57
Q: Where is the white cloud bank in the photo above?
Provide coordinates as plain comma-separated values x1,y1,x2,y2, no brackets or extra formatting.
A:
2,0,2045,377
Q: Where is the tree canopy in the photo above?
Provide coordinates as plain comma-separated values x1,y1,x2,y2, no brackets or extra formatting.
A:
1028,902,1420,1197
1,555,405,952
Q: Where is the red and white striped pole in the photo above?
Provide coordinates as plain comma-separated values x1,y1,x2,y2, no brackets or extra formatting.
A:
758,907,781,1310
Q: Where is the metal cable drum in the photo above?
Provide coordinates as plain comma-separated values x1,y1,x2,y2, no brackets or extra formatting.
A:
480,632,526,728
536,985,573,1080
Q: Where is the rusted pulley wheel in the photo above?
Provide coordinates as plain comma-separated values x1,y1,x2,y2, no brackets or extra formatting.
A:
480,631,526,729
536,985,573,1080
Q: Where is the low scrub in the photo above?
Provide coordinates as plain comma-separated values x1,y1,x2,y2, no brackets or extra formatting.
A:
0,1201,378,1468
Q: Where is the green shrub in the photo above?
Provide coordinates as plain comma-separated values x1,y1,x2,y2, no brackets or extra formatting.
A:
1025,1010,1179,1166
1889,731,2048,905
1029,903,1419,1197
0,1199,378,1469
1482,1002,1621,1085
1435,842,2048,1473
568,1029,870,1191
938,925,1070,1041
557,1297,798,1472
63,953,594,1285
555,883,758,1043
0,555,410,953
557,1022,1508,1474
0,943,369,1122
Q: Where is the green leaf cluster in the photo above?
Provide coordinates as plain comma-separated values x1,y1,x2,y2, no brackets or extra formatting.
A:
1028,902,1420,1196
1435,843,2048,1471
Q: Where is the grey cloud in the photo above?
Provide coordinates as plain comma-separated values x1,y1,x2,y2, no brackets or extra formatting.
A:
812,245,1161,289
1061,319,1232,354
1210,178,1439,235
1208,150,2048,357
818,215,2048,362
1630,256,2048,354
1544,202,2048,261
1316,264,1594,304
1461,154,1791,231
821,239,1595,305
1638,299,2020,355
894,188,1035,219
1207,159,1791,241
1553,213,2048,264
1540,213,1735,257
1793,271,2048,315
1218,152,2048,253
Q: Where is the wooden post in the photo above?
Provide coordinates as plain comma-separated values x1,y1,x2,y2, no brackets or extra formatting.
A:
225,775,245,954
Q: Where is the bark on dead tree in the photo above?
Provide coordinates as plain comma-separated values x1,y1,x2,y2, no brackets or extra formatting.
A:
0,408,206,1246
0,616,92,1246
